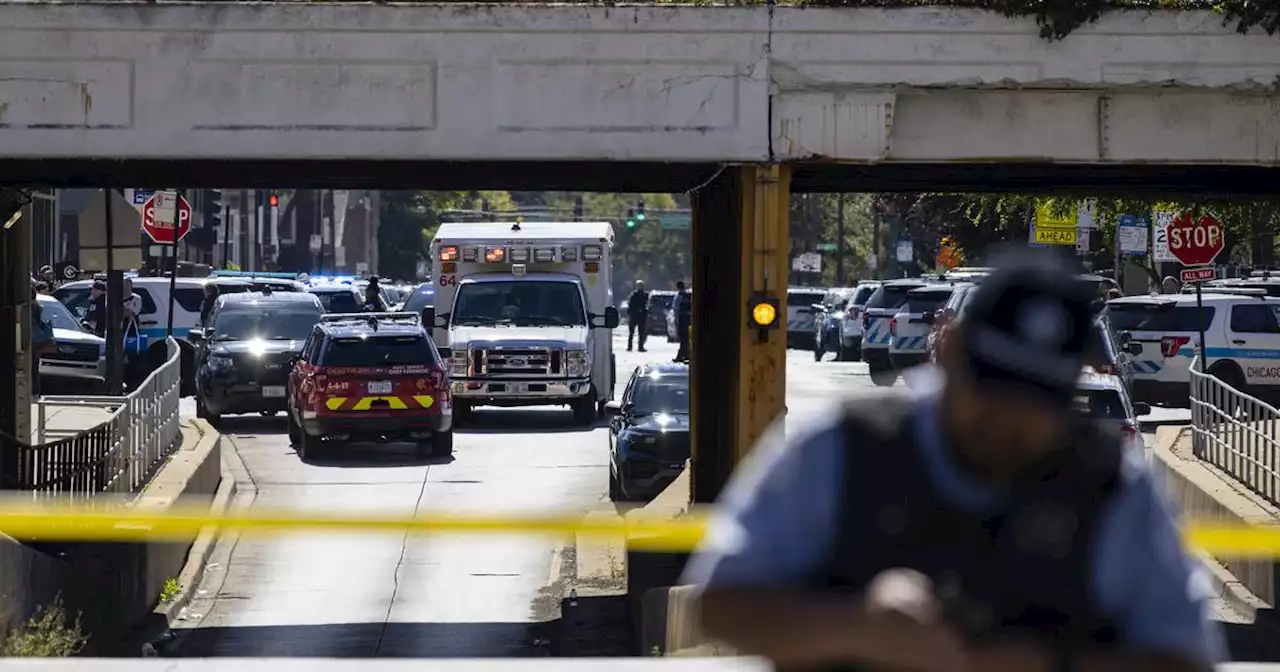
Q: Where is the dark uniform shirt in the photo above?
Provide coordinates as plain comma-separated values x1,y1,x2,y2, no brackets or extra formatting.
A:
681,372,1224,666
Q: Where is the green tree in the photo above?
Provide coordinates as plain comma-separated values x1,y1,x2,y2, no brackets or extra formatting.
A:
376,190,516,280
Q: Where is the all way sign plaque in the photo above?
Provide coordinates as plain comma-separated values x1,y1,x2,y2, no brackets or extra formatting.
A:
1179,267,1216,284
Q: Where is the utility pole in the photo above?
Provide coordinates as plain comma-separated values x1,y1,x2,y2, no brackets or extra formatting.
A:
239,189,249,271
836,192,845,286
871,214,881,280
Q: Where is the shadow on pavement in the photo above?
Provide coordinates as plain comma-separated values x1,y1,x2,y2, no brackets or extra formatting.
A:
459,408,607,434
300,443,456,468
157,620,556,658
208,415,289,436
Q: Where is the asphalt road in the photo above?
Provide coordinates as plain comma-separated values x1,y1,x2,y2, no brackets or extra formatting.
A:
162,328,1233,659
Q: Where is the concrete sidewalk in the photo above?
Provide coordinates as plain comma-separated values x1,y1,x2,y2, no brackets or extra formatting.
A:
29,401,116,444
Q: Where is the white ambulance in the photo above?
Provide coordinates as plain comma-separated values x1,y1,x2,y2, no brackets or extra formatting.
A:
429,221,621,425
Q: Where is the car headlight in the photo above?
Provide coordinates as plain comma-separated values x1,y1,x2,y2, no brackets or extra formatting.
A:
206,354,233,373
449,351,469,377
566,349,590,377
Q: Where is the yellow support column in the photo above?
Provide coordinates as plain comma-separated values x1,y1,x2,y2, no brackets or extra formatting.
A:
735,164,790,462
689,165,790,503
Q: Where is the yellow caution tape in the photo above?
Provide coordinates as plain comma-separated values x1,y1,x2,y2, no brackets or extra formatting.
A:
0,502,1278,556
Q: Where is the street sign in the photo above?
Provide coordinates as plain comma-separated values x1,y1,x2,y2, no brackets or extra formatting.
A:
792,252,821,273
140,191,192,244
1116,214,1149,255
1152,210,1176,262
816,243,838,252
896,240,914,263
659,213,691,231
1034,202,1077,246
1165,212,1225,267
1180,267,1216,284
1035,228,1076,246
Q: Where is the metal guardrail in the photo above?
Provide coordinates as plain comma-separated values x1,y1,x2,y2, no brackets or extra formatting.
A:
7,337,182,496
1189,355,1280,506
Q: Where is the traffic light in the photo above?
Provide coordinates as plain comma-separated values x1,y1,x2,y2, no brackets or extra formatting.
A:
747,292,780,331
203,189,223,230
636,198,646,222
626,208,636,229
573,195,584,221
269,192,279,208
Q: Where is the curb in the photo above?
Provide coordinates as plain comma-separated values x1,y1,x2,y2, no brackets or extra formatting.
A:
151,419,234,626
1198,551,1271,622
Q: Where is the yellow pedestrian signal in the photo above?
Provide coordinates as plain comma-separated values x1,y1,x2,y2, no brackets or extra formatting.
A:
748,294,780,329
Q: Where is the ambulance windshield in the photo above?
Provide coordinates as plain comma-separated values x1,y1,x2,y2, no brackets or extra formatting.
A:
452,280,587,327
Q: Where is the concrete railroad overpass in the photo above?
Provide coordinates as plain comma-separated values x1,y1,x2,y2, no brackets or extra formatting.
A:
3,1,1280,505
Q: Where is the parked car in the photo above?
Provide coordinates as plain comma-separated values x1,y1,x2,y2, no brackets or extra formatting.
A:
1074,367,1149,454
37,294,106,394
813,287,855,361
604,362,690,502
646,291,675,337
787,287,827,349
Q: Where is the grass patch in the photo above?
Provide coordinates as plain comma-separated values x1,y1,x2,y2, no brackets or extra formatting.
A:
1,596,88,657
159,577,181,604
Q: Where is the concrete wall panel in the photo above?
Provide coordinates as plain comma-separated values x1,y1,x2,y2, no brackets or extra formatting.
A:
1,4,1279,163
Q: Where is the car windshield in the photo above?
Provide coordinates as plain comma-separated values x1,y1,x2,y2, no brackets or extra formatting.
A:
1107,302,1215,332
903,290,952,315
401,284,435,314
39,299,82,331
52,285,92,318
788,292,825,307
631,374,690,416
1073,389,1130,420
866,283,925,310
312,290,364,314
319,335,440,367
452,281,586,327
210,307,323,341
850,285,878,307
648,293,674,310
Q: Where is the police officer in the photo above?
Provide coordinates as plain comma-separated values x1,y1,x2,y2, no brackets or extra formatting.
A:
683,249,1221,672
363,276,384,312
627,280,649,352
672,280,692,363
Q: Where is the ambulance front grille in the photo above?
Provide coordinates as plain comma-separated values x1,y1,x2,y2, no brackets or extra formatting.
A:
476,348,562,376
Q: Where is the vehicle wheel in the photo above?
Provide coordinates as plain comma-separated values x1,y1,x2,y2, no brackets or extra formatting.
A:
430,431,454,458
572,397,596,425
1207,362,1248,417
453,402,472,427
297,427,323,460
608,468,625,501
870,369,897,387
286,410,301,446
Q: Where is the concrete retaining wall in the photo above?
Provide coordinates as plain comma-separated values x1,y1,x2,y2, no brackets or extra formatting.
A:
0,419,223,653
1150,425,1280,607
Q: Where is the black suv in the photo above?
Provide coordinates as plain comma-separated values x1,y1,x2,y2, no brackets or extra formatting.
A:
191,290,325,423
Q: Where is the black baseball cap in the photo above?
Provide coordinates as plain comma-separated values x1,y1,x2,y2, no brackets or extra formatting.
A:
958,249,1095,408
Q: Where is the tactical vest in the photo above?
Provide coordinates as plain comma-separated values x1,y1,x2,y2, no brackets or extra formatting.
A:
811,393,1123,669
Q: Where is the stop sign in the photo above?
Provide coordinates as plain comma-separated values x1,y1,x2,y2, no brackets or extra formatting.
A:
141,192,192,245
1165,212,1225,267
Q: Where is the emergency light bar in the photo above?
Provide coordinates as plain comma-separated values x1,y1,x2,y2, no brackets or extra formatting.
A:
320,312,422,324
534,248,555,263
582,245,603,261
509,247,530,263
212,270,303,280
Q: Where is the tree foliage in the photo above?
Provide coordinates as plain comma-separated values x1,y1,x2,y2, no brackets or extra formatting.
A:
871,192,1280,282
376,190,515,280
789,1,1280,41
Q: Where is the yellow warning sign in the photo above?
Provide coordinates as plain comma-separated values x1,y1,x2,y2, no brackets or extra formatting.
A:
1035,202,1077,231
1035,228,1078,245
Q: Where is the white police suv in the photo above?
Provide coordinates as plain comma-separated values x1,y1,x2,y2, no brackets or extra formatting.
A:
1107,291,1280,407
